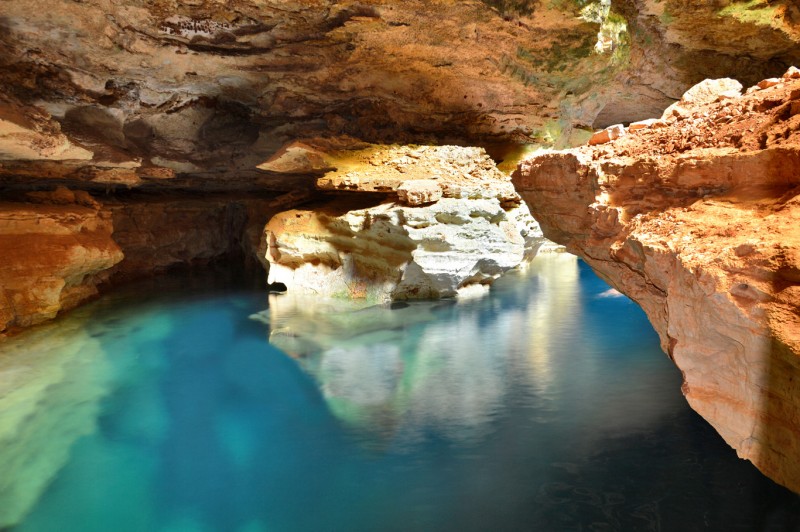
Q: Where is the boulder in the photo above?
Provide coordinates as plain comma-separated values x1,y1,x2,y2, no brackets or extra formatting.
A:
757,78,782,90
784,66,800,80
661,78,743,121
264,197,544,301
397,179,442,206
628,118,666,131
265,144,549,301
588,124,626,145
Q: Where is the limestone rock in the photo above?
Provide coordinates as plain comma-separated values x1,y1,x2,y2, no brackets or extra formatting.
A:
106,200,237,280
0,112,93,162
661,78,743,121
757,78,782,89
256,141,334,175
628,118,665,131
0,203,123,333
266,144,547,300
397,180,442,206
0,191,303,333
784,66,800,80
513,75,800,494
0,1,798,189
264,197,543,301
316,145,507,195
106,196,297,281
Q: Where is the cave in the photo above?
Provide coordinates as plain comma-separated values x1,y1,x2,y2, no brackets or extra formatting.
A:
1,1,799,529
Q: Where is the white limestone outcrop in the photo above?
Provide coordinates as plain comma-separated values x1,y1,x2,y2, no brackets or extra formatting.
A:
264,197,544,301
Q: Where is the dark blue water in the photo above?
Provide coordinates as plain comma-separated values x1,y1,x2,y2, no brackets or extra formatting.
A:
1,254,798,531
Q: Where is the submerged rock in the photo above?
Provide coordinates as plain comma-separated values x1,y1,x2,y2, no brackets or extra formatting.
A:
513,74,800,493
0,316,110,528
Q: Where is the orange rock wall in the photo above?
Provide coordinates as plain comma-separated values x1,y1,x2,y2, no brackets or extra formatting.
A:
0,203,123,333
513,74,800,493
0,195,282,335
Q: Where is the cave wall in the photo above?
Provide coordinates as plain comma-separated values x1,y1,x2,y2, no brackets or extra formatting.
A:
0,191,298,335
0,0,799,491
0,201,122,332
513,71,800,493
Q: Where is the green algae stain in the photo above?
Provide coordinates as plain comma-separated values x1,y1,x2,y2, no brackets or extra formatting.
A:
495,144,545,174
718,0,780,26
660,6,674,25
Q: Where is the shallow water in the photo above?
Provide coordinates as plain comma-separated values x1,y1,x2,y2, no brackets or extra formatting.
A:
1,254,798,531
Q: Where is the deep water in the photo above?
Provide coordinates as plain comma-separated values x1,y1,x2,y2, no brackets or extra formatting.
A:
1,254,799,532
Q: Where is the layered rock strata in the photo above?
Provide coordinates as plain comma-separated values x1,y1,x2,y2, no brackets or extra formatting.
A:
513,71,800,493
0,200,122,333
0,190,307,335
265,146,544,301
1,0,799,192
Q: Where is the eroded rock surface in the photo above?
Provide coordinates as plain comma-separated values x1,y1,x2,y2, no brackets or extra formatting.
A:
0,0,797,331
265,146,545,301
0,202,122,333
0,190,305,334
513,71,800,493
0,0,798,191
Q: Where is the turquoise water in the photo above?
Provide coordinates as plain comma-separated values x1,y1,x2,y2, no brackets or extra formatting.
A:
1,254,798,531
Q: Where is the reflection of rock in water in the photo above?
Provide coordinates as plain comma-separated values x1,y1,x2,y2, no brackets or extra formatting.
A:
0,317,110,528
519,253,581,393
266,253,672,449
263,254,578,446
265,292,439,358
318,344,404,430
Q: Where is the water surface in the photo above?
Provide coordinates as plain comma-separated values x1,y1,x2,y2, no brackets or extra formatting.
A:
1,254,798,531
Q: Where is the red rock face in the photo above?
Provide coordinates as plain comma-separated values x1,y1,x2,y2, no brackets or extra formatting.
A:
0,203,123,333
0,192,297,336
513,72,800,493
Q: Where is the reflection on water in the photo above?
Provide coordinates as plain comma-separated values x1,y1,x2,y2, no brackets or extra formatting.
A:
1,255,798,531
264,255,676,449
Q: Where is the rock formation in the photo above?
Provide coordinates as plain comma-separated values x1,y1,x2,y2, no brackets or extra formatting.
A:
513,69,800,493
0,190,303,335
0,0,798,494
0,1,797,324
0,198,123,332
264,145,544,300
0,0,798,192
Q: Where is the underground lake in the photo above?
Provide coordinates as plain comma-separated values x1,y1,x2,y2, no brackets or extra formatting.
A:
1,253,799,532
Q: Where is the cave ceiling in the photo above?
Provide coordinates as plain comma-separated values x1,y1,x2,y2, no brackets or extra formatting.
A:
0,0,798,192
